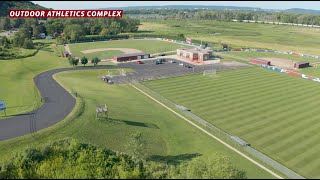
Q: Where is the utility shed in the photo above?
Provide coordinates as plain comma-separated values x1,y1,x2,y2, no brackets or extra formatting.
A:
294,61,309,69
231,136,250,146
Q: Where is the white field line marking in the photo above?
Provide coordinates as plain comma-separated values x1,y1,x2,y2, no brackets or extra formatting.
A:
130,83,283,179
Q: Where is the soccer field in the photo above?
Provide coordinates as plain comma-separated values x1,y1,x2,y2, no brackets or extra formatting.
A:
142,67,320,178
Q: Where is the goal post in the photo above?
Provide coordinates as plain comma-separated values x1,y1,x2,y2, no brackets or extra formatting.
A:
203,69,217,77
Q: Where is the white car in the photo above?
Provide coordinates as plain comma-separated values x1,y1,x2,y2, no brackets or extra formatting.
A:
179,63,184,66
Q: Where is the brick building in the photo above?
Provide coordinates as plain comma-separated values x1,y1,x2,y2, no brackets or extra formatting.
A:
177,48,212,62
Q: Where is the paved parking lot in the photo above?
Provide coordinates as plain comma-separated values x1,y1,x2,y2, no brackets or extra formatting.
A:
107,58,250,84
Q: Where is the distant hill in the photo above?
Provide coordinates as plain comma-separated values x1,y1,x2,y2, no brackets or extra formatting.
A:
99,5,320,15
0,1,49,17
284,8,320,15
99,5,263,11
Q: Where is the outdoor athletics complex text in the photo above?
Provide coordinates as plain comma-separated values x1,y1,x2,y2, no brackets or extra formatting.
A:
8,10,123,18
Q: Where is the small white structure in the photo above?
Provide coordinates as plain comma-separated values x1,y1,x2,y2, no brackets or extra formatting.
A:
46,35,53,39
39,33,46,39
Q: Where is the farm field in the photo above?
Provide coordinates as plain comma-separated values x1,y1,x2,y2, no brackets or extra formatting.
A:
137,19,320,55
142,67,320,178
0,70,274,179
68,39,191,58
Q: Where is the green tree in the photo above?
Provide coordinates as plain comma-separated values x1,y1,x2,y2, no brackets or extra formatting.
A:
171,153,247,179
92,57,101,66
81,56,88,67
32,25,42,39
99,28,110,36
68,55,74,66
22,38,34,49
0,18,11,30
73,58,79,66
125,131,146,159
109,21,121,35
63,24,85,41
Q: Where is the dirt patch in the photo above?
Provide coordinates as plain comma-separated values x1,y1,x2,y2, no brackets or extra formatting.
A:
259,57,296,69
81,48,143,54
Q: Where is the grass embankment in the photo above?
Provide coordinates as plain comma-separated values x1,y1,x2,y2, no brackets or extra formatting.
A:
0,46,69,117
143,67,320,178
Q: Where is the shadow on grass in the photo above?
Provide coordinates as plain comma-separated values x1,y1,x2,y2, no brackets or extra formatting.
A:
147,153,202,165
100,117,159,129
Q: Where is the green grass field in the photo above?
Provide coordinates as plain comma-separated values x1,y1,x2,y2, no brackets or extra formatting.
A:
137,19,320,56
68,39,191,57
0,46,70,117
142,67,320,178
81,50,123,60
0,69,274,179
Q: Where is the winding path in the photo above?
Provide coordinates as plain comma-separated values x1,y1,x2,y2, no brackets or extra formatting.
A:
0,65,118,141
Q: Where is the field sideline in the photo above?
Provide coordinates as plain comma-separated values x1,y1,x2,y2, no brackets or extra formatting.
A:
130,83,283,179
143,67,320,178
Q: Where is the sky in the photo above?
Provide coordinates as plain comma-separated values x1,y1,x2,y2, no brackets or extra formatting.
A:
31,1,320,10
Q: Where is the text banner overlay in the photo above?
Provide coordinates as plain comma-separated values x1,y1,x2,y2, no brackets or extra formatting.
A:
8,10,123,18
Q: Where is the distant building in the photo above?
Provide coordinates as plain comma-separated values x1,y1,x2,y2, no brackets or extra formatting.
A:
113,52,150,62
176,48,212,62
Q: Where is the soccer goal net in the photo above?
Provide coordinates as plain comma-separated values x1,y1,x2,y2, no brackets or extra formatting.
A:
203,69,217,77
119,69,126,76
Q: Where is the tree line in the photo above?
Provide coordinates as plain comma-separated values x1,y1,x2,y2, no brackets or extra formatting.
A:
0,137,247,179
125,9,320,26
0,16,140,42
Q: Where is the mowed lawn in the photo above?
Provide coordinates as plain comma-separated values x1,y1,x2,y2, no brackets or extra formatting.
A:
0,46,69,118
68,40,191,57
143,67,320,178
0,70,273,179
138,19,320,55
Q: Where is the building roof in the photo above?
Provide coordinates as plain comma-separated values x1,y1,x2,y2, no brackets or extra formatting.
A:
295,61,309,65
178,48,211,54
251,58,270,62
114,52,149,58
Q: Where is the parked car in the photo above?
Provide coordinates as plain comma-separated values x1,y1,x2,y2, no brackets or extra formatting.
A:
169,60,176,63
136,60,143,64
179,63,184,66
155,59,162,64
